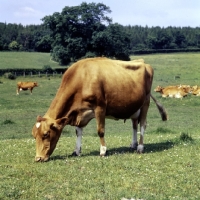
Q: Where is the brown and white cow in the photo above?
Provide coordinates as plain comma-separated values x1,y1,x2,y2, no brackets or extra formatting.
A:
16,81,38,95
32,57,167,162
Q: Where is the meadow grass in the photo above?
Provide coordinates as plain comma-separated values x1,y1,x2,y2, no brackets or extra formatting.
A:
0,52,66,69
0,52,200,199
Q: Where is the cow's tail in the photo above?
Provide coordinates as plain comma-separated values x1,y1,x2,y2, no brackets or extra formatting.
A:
150,94,168,121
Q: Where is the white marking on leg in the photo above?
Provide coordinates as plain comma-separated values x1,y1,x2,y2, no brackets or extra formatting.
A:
137,125,145,153
74,127,82,156
130,110,140,149
100,145,107,156
137,144,144,153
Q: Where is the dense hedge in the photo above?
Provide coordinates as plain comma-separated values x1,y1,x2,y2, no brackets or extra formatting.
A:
132,48,200,55
0,68,67,76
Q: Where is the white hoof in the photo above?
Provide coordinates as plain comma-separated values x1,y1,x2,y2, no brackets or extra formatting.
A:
100,145,107,156
72,147,81,156
137,144,144,153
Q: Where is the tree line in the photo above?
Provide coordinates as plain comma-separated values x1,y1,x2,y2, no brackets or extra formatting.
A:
1,2,200,64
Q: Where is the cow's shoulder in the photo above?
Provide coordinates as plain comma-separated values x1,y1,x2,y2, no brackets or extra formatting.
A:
17,81,22,85
114,59,152,73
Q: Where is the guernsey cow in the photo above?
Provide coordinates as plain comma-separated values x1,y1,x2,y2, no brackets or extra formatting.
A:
17,81,38,95
154,85,188,98
32,57,167,162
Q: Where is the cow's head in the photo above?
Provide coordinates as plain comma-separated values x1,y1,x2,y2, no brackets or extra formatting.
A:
32,116,68,162
34,82,38,87
154,85,163,92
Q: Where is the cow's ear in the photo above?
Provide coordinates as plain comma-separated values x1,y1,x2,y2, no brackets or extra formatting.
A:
49,123,61,130
36,115,46,122
57,117,68,126
49,118,68,130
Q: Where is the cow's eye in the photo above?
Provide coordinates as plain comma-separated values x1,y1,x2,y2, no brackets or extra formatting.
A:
43,131,50,139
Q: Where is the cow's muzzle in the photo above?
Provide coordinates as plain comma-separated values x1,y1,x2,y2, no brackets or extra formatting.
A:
35,156,49,162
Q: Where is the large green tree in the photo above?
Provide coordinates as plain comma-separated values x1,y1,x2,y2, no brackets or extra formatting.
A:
92,23,130,60
42,2,131,64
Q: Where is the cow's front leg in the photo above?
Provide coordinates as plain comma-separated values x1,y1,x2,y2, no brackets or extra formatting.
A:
95,106,106,156
16,88,19,95
99,135,106,156
137,96,149,153
72,127,82,156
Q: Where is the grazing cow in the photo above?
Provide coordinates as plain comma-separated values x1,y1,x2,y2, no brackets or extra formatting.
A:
16,81,38,95
32,57,167,162
154,85,188,98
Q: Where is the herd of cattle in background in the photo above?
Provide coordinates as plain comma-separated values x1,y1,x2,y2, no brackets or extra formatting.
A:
154,84,200,98
16,81,200,99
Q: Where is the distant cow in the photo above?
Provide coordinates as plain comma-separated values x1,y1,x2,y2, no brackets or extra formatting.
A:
32,57,167,162
177,84,192,94
192,85,200,96
154,85,188,99
16,81,38,95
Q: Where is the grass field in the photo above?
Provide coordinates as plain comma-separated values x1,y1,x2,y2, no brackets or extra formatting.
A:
0,52,200,199
0,52,66,69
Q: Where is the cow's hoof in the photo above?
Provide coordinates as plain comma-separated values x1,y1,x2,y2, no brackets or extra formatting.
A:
100,152,107,157
71,151,79,156
130,142,138,151
100,145,107,157
137,144,144,153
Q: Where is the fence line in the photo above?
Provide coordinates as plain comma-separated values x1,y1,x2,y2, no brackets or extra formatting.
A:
13,71,63,78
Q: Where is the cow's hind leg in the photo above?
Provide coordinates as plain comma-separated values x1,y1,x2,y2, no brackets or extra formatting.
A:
130,110,140,150
130,118,138,150
95,106,106,156
72,127,82,156
137,96,150,153
16,87,20,95
137,123,146,153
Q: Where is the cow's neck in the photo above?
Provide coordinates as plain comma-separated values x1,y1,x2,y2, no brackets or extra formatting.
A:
44,88,74,120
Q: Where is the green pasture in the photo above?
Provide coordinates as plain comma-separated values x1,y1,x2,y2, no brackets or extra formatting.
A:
0,52,200,199
0,52,65,69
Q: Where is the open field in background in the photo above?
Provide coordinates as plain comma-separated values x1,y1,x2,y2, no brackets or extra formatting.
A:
0,52,67,69
0,52,200,199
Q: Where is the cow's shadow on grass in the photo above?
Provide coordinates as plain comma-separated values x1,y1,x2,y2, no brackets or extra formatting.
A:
50,140,174,161
86,141,174,157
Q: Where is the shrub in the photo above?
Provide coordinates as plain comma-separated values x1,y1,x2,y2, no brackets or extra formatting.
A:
4,72,16,80
42,65,53,73
154,127,173,134
2,119,15,125
83,51,97,58
179,132,193,142
8,41,20,51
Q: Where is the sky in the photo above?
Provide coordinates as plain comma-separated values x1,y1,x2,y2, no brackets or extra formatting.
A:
0,0,200,28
